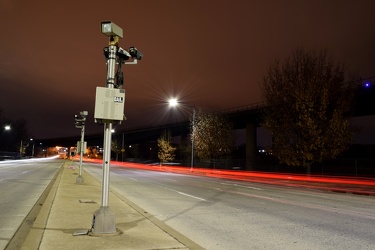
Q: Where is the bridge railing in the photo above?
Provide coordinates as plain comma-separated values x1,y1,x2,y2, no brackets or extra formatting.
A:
220,101,266,115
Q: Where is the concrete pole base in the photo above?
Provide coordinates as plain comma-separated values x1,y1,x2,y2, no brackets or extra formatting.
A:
91,206,117,235
76,175,84,184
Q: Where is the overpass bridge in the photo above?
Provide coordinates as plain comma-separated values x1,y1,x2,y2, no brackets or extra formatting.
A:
41,76,375,169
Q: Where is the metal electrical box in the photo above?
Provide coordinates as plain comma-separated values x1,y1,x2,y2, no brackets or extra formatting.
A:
94,87,125,123
77,141,87,154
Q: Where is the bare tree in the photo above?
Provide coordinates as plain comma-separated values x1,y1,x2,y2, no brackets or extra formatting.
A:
192,108,233,162
111,140,122,161
158,130,176,164
262,48,353,173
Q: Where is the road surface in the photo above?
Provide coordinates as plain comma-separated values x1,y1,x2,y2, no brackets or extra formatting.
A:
0,158,61,250
85,162,375,250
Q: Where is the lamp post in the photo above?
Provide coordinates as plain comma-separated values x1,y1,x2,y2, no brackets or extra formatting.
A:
168,99,195,171
121,132,125,162
20,140,23,157
30,139,34,157
191,107,195,172
3,126,11,152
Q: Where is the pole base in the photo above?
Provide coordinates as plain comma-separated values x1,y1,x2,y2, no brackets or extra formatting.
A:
91,206,117,235
76,175,84,184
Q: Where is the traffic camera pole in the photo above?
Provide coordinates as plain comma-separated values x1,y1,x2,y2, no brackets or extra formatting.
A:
76,122,85,184
74,111,87,184
91,40,118,235
91,21,142,235
101,41,117,207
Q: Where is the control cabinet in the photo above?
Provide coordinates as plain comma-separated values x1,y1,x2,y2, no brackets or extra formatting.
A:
94,87,125,123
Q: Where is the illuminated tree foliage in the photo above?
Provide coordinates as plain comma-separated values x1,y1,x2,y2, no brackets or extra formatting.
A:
192,108,233,160
158,130,176,164
262,48,353,171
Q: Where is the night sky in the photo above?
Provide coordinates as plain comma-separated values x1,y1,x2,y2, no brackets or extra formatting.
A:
1,0,375,140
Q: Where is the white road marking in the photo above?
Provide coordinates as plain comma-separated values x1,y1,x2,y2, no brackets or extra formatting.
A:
160,186,207,201
165,178,178,182
22,171,28,174
234,184,263,190
177,191,207,201
220,182,263,190
129,177,138,181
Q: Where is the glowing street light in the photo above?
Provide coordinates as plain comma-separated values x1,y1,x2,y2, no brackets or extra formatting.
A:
168,98,178,107
168,98,195,171
4,125,10,130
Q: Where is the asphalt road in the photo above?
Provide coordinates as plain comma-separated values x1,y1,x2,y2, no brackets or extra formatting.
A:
85,162,375,250
0,158,62,250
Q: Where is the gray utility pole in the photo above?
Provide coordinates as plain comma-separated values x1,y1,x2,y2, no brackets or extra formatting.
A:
75,111,88,184
91,21,142,235
190,107,196,172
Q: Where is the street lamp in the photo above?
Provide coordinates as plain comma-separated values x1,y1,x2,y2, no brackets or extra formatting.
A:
168,98,178,107
168,98,195,172
3,125,24,157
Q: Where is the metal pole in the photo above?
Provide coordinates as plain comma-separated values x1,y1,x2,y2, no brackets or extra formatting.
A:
102,122,112,206
190,107,195,172
79,125,84,176
92,42,117,235
20,140,23,157
101,44,116,206
76,124,85,184
122,133,124,162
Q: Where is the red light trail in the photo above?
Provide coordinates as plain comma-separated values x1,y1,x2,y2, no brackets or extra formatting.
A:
81,158,375,195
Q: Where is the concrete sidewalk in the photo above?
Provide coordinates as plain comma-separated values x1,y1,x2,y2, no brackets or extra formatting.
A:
21,161,203,250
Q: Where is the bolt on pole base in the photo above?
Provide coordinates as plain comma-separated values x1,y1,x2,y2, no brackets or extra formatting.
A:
75,175,84,184
91,206,118,235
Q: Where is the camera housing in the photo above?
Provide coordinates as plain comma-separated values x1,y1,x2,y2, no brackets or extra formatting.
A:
129,47,143,60
101,21,123,38
117,47,131,61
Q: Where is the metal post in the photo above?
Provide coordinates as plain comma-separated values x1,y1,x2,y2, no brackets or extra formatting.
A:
122,133,124,162
101,122,112,206
92,43,117,235
76,124,85,184
190,107,195,172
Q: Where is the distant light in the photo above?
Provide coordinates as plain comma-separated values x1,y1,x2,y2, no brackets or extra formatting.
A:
4,125,10,130
111,129,115,133
168,98,178,107
364,82,371,88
